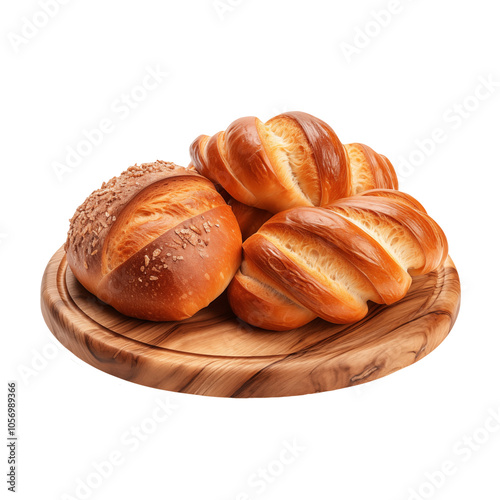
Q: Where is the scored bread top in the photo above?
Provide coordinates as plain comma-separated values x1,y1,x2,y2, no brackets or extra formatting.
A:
344,144,398,195
228,189,448,329
65,160,224,296
190,111,351,213
190,111,399,215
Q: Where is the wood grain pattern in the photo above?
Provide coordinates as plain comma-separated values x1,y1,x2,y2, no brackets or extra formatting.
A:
41,246,460,397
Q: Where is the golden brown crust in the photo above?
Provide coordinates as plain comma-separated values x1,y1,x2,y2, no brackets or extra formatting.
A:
330,195,448,275
281,111,351,205
227,197,273,241
99,205,241,321
359,188,426,212
65,161,199,292
228,269,316,331
345,143,398,194
228,189,448,330
189,112,398,214
65,161,242,321
190,131,257,206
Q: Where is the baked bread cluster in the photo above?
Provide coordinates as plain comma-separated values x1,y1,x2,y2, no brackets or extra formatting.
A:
66,112,448,329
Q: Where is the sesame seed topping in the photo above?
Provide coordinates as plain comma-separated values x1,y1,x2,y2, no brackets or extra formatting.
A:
152,249,161,258
65,160,193,265
144,255,150,267
150,276,158,281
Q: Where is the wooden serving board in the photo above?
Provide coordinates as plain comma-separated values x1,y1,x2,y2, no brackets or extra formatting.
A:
41,247,460,398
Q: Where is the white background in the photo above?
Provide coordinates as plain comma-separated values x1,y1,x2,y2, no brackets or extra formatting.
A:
1,1,499,499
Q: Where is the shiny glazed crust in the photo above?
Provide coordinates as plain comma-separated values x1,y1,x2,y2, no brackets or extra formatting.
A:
190,111,398,214
65,161,242,321
228,189,448,330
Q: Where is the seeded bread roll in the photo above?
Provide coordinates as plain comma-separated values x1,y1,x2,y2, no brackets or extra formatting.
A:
228,189,448,331
190,111,398,214
65,161,242,321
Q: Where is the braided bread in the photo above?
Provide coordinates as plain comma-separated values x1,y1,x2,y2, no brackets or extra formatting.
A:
190,111,398,214
227,189,448,331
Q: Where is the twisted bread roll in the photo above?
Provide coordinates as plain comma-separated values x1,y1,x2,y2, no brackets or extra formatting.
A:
190,111,398,214
65,161,242,321
219,141,400,240
228,189,448,331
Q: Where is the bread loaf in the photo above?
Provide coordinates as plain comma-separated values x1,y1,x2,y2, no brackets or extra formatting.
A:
228,189,448,330
65,161,242,321
190,111,398,214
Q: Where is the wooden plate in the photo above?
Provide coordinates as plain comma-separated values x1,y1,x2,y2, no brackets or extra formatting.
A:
41,247,460,398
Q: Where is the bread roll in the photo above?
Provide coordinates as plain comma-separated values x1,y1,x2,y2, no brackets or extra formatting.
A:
227,197,273,241
65,161,242,321
212,139,400,240
228,189,448,331
190,111,398,214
